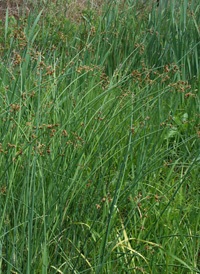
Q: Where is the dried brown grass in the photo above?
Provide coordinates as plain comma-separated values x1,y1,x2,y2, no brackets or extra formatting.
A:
0,0,31,20
0,0,106,22
66,0,105,23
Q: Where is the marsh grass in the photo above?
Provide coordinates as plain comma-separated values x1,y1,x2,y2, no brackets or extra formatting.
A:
0,0,199,273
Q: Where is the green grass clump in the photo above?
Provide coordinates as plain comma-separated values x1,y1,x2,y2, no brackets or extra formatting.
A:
0,0,199,273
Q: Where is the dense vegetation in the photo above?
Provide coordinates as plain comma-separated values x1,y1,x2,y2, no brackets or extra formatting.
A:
0,0,199,273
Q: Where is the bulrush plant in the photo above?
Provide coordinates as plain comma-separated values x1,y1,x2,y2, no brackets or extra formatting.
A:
0,0,199,273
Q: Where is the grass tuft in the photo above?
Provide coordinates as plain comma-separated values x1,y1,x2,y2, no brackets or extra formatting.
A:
0,0,199,273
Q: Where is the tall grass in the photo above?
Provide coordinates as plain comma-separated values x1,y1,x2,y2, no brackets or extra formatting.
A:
0,0,199,273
